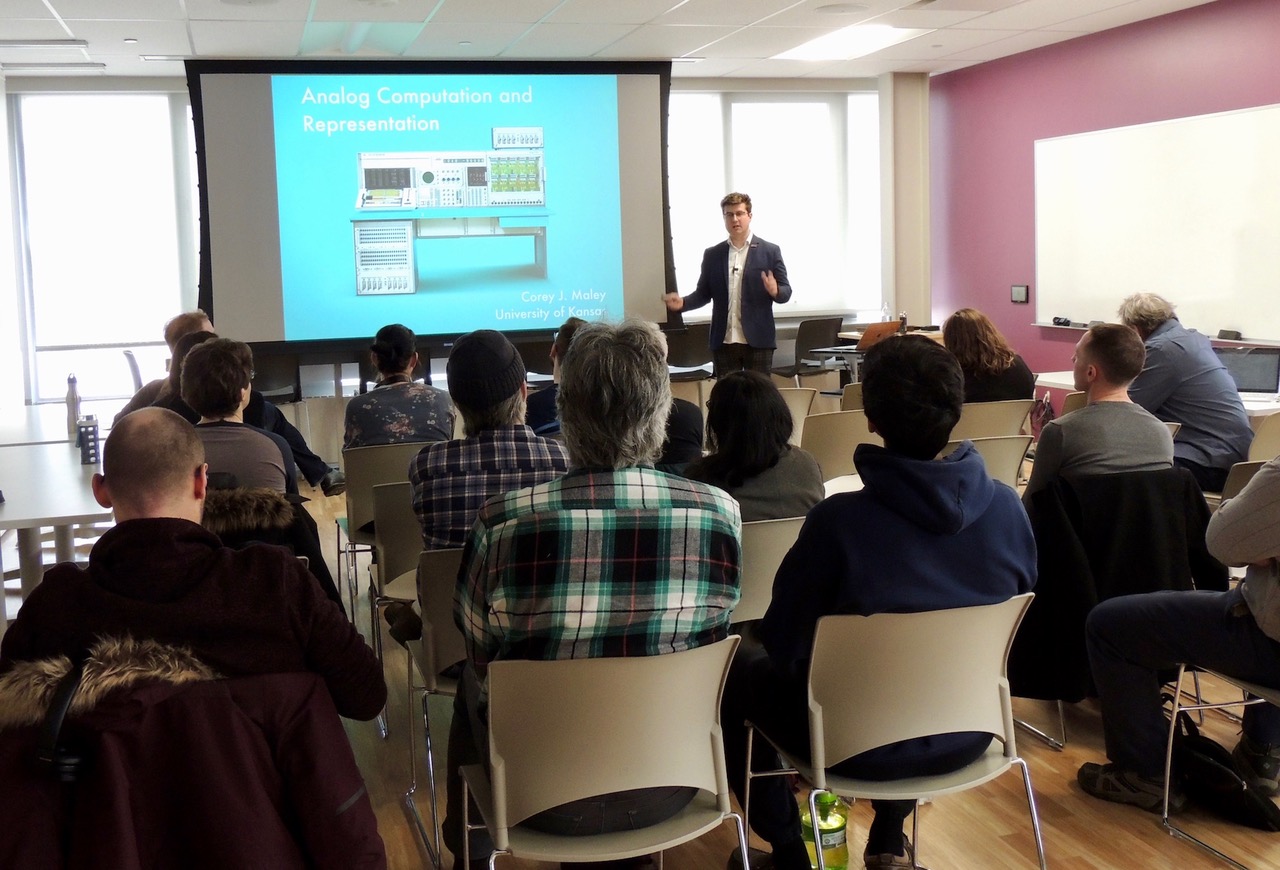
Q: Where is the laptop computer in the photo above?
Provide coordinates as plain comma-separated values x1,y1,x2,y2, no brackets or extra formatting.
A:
855,320,902,351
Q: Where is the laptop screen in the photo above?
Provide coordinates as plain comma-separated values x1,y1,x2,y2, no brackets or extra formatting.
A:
1214,347,1280,394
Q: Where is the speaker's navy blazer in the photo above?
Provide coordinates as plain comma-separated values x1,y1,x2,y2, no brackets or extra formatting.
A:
681,236,792,350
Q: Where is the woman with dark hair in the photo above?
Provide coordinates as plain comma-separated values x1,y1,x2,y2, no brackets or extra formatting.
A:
684,371,823,521
343,324,453,448
942,308,1036,403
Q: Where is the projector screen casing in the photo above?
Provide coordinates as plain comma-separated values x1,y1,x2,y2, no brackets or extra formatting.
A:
188,59,674,353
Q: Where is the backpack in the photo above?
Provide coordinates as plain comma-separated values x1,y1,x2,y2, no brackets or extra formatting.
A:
1173,708,1280,832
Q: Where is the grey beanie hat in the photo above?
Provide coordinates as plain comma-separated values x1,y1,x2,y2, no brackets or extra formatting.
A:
447,330,525,409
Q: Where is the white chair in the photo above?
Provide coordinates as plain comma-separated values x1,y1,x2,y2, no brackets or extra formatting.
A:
1248,411,1280,461
336,442,425,616
1204,459,1266,512
801,410,881,481
743,594,1046,870
1165,420,1182,438
461,637,751,868
736,517,805,624
840,382,863,412
777,388,817,447
403,546,467,868
941,435,1033,488
949,399,1035,441
1162,666,1280,868
1060,391,1086,416
823,474,864,498
370,482,424,705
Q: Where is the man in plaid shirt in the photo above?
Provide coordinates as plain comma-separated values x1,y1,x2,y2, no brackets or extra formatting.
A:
409,329,569,549
444,319,742,869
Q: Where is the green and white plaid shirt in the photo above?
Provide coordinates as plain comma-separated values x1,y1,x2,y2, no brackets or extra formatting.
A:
455,466,742,681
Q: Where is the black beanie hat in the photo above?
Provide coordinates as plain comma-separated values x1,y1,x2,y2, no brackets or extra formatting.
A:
447,330,525,410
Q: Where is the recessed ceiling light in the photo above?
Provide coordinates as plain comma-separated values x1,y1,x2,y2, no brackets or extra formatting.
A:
140,55,187,62
459,41,472,46
0,39,88,50
774,24,932,61
0,62,105,72
124,38,138,44
815,3,869,13
220,0,281,6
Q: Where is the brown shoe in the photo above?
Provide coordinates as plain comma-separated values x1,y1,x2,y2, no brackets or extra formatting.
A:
863,834,914,869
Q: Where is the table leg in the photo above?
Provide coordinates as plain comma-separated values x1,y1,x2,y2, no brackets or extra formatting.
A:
54,524,74,564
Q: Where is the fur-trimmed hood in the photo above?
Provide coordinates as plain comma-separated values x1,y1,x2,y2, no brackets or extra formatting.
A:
0,636,218,730
202,486,294,538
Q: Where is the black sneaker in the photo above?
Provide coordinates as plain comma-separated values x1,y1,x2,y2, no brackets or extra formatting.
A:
725,847,774,870
1077,762,1186,813
320,468,346,497
1232,733,1280,797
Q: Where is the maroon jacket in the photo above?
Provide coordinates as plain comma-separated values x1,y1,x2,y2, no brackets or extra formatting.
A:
0,642,385,869
0,517,385,720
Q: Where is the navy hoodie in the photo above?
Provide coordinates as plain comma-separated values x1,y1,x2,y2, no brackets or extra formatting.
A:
760,441,1036,680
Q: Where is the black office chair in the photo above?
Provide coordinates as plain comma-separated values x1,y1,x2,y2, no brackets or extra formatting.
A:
772,317,843,386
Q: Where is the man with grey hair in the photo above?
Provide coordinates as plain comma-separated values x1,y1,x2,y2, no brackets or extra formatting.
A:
1118,292,1252,492
443,318,742,869
409,329,569,549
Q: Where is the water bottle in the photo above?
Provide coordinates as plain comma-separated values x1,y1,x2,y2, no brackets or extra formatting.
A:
77,415,100,465
880,301,891,323
801,791,849,870
66,374,81,443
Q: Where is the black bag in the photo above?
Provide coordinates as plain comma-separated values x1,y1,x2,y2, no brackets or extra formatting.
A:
1173,709,1280,832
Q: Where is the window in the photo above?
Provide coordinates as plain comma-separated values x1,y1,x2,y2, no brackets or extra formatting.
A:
667,90,880,316
13,92,197,401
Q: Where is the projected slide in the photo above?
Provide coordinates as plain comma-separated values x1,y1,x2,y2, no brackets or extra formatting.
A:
270,74,624,341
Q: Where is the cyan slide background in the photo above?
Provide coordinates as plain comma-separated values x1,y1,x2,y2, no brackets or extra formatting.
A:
272,74,623,341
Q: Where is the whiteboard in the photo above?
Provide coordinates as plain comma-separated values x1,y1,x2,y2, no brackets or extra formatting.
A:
1035,103,1280,341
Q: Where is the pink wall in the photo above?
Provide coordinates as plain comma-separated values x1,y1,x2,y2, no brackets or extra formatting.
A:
930,0,1280,376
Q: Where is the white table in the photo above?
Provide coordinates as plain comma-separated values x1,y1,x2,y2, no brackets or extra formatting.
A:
0,442,113,638
1036,371,1280,426
0,398,124,447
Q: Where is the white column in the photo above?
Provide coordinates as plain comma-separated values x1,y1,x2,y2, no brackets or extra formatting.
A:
878,72,931,326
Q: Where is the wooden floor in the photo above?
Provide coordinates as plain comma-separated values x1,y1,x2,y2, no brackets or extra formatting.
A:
312,489,1278,870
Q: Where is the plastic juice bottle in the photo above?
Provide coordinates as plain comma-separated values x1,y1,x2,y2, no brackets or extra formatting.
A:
800,791,849,870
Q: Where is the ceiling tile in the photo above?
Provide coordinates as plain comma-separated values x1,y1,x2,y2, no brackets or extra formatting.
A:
909,0,1022,11
657,0,811,28
46,0,184,20
505,23,639,58
965,0,1139,30
941,27,1089,60
310,0,442,25
550,0,682,26
0,18,75,40
65,18,192,55
697,25,835,58
595,24,738,58
1043,0,1217,32
869,8,989,27
0,48,89,65
427,0,564,25
186,0,315,23
868,26,1017,60
723,57,831,77
191,20,304,56
403,22,529,57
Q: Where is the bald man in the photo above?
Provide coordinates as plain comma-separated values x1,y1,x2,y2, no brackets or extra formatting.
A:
0,408,384,720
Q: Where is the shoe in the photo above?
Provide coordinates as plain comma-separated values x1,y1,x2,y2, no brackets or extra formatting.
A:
320,468,346,497
567,857,658,869
1232,733,1280,797
863,834,914,869
1077,762,1186,813
383,602,423,645
726,846,774,870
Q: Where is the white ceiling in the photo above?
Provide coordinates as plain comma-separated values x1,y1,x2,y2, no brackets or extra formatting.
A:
0,0,1218,79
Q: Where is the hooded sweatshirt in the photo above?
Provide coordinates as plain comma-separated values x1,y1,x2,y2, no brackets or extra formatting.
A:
761,441,1037,680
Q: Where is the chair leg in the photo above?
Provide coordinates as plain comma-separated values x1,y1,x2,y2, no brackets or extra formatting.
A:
403,652,443,868
729,811,751,870
808,788,828,870
1013,757,1048,870
1014,703,1066,751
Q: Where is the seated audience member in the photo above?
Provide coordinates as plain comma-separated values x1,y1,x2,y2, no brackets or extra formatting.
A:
445,319,741,868
182,338,298,494
1078,455,1280,810
655,395,705,475
524,316,586,434
723,336,1036,870
113,310,213,424
152,329,216,421
685,370,823,521
410,330,569,549
943,307,1036,403
344,323,453,449
0,408,385,721
1023,323,1174,500
1118,292,1253,492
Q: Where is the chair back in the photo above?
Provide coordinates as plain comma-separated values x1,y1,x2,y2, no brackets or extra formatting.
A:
800,410,881,481
840,382,863,411
372,482,423,591
122,350,143,392
941,436,1032,488
485,637,740,839
1165,421,1181,439
1060,391,1086,416
1221,460,1267,500
736,517,805,623
516,339,555,376
794,317,844,365
776,388,817,447
417,547,467,691
341,442,425,533
806,594,1033,782
665,322,713,368
1249,411,1280,462
949,399,1035,441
